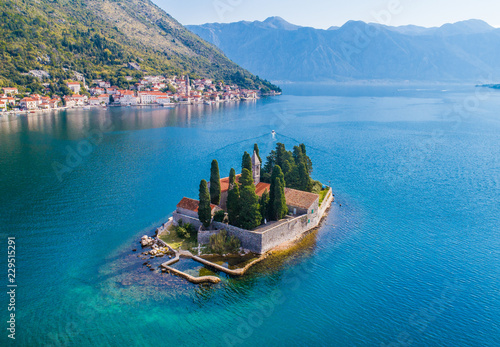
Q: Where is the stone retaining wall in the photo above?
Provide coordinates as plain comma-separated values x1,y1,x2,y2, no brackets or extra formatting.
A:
211,222,263,254
173,212,203,229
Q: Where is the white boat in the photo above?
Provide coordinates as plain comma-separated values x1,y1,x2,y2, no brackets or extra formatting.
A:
272,130,276,135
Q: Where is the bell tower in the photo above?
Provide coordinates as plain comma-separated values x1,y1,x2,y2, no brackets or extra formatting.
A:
251,151,261,185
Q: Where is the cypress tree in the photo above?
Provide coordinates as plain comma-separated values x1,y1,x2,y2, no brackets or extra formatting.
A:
239,184,262,230
239,168,254,187
271,176,288,220
297,161,310,191
300,143,313,174
198,179,212,228
229,167,236,186
259,189,270,222
227,182,240,226
269,165,287,220
210,159,221,205
275,143,287,169
242,151,252,172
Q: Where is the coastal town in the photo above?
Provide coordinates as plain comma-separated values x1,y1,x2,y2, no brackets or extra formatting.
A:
0,75,279,114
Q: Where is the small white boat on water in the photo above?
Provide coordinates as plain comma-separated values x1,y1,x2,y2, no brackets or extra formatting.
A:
272,130,276,136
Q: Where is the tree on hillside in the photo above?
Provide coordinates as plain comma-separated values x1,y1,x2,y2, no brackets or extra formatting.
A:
198,179,212,228
227,177,241,226
239,168,254,187
269,165,288,220
239,183,262,230
242,151,252,172
210,159,221,205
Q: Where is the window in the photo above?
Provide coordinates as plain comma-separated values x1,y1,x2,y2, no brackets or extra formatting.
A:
311,209,314,213
308,219,310,224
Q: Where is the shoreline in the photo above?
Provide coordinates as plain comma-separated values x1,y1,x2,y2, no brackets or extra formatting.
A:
0,95,280,117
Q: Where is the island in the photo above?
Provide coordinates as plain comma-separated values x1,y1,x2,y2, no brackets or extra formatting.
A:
140,142,334,284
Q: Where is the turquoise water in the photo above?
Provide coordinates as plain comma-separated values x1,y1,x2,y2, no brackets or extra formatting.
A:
1,85,499,346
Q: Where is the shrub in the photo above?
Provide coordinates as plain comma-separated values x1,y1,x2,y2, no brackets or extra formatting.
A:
174,223,197,240
209,230,241,255
184,223,197,240
175,226,189,239
213,210,226,223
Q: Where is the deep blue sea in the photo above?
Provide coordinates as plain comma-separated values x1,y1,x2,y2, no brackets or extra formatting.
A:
1,84,499,346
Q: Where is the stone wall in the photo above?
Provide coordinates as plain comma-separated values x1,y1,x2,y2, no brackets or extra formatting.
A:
260,215,309,253
188,188,334,254
211,221,263,254
173,212,203,229
259,188,333,253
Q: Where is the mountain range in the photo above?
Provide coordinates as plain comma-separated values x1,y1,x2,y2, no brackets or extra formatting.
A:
187,17,500,83
0,0,278,92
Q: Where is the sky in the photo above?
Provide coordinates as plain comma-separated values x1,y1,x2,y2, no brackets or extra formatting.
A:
155,0,500,29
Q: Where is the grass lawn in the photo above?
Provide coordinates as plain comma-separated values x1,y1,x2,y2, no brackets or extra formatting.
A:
319,188,330,206
159,226,198,251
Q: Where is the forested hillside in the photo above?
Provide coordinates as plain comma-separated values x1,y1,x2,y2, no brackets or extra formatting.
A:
0,0,279,93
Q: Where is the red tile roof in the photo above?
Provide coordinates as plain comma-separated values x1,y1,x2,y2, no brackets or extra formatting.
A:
176,197,218,212
220,174,241,193
220,175,317,209
255,182,270,197
284,188,319,210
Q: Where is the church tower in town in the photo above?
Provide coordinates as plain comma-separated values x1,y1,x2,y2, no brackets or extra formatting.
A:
185,75,190,96
252,151,261,185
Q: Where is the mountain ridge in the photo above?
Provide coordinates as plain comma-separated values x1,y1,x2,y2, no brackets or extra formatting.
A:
187,17,500,82
0,0,279,92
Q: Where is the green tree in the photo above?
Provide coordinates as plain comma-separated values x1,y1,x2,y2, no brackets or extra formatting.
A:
229,167,236,185
198,179,212,228
227,180,240,226
269,165,288,220
242,151,252,172
239,184,262,230
297,161,310,191
239,168,254,187
300,143,313,174
292,144,312,191
259,189,270,222
210,159,221,205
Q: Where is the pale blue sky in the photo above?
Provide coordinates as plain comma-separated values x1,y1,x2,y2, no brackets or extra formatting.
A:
155,0,500,29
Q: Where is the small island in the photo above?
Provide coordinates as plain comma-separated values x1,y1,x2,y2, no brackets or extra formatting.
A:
142,142,334,284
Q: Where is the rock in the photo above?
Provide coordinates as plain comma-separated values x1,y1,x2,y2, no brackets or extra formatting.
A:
141,235,154,247
132,249,137,252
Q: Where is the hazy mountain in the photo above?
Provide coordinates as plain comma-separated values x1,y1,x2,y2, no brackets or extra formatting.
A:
187,18,500,82
0,0,278,91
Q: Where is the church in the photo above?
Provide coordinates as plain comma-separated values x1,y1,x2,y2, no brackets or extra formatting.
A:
173,150,321,229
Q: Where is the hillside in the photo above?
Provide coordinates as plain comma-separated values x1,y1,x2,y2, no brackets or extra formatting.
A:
188,17,500,83
0,0,279,93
